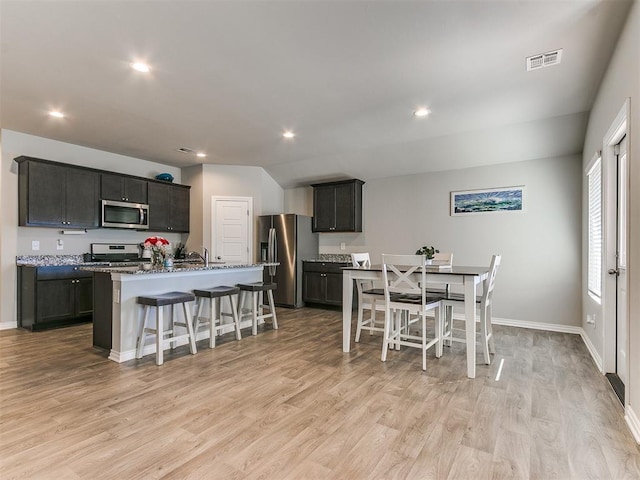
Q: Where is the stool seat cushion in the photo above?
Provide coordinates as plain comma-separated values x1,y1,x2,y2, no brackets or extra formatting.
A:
194,286,240,298
137,291,195,307
237,282,277,292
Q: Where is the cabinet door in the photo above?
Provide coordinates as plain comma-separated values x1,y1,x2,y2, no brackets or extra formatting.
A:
26,162,66,226
101,173,124,201
75,277,94,317
313,186,335,232
147,182,170,231
169,186,190,232
303,272,325,303
36,279,74,323
334,182,355,231
124,178,148,204
325,273,344,305
66,168,99,227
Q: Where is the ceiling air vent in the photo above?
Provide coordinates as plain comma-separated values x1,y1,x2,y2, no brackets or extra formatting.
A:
526,49,563,71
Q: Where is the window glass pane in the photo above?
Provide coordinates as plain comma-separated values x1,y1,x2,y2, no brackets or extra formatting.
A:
587,157,602,299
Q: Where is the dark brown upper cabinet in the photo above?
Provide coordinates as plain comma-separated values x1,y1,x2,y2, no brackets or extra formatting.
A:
311,179,364,233
17,156,100,228
101,173,148,204
147,181,190,233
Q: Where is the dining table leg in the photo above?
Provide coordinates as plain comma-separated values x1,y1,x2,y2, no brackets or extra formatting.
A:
464,275,477,378
342,270,353,352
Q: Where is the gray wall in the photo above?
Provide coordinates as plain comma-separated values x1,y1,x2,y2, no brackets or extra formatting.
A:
318,154,583,327
581,1,639,431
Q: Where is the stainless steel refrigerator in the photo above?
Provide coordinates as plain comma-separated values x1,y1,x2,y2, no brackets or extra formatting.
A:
259,214,318,308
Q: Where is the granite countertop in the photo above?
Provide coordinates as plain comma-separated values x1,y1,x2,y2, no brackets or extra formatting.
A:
16,255,109,267
17,255,279,273
80,262,279,275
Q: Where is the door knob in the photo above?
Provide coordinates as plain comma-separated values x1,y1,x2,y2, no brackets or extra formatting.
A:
217,256,222,260
608,268,619,276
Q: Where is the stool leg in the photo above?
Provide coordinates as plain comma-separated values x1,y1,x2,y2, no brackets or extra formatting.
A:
251,291,258,336
156,306,164,366
237,291,245,326
267,289,278,329
183,301,197,355
170,304,176,350
194,297,205,339
136,305,150,359
229,294,241,340
210,297,217,348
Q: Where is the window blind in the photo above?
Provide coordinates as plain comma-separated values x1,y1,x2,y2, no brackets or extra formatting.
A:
587,156,602,299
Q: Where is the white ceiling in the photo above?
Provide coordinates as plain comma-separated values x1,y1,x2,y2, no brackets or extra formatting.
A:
0,0,632,188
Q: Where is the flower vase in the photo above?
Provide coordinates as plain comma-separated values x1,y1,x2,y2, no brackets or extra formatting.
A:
151,249,164,268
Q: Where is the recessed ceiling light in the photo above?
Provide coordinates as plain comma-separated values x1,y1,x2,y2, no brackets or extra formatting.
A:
49,110,65,118
413,107,430,117
196,152,207,158
130,62,151,73
283,130,295,139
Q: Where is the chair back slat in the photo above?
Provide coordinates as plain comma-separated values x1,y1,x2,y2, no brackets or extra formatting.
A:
351,252,371,268
382,254,427,302
482,254,501,304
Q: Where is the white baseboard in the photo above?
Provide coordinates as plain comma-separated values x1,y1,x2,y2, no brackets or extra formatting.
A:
625,405,640,444
450,314,603,372
578,328,603,372
0,321,18,330
488,315,582,334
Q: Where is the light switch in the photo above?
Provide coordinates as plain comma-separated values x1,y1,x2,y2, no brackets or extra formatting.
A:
56,239,64,250
32,241,40,251
340,243,346,250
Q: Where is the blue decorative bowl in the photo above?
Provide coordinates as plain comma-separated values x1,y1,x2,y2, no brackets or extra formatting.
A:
155,173,174,182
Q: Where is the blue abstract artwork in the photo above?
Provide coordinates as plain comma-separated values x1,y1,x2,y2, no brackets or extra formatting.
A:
451,186,524,216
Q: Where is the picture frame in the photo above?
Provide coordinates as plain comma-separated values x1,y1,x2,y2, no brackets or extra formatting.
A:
450,185,525,216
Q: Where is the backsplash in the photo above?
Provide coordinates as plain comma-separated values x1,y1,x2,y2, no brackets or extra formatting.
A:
318,253,352,262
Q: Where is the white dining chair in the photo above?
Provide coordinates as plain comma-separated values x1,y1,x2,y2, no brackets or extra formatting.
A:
442,254,501,364
351,253,385,341
426,252,454,296
381,254,445,371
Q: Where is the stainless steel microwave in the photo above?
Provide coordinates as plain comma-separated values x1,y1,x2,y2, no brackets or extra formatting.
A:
101,200,149,230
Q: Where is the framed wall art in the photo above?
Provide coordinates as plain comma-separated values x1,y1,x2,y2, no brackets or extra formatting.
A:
451,185,525,216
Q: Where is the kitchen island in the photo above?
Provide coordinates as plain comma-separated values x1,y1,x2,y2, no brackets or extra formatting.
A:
82,262,269,363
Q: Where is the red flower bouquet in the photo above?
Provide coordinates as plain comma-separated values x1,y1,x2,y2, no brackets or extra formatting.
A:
144,236,170,266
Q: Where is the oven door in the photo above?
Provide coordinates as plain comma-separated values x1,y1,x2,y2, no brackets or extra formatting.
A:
101,200,149,229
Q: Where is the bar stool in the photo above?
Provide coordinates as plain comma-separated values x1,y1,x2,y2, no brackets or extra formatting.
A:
237,282,278,335
193,286,241,348
136,291,197,365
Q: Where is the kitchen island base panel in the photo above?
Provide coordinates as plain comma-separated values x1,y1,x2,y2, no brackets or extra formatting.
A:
100,267,263,363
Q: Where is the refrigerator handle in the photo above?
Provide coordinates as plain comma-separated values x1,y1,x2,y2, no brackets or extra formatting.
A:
273,228,278,262
269,227,277,277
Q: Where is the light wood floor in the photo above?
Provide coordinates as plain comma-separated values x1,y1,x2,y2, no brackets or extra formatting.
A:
1,308,639,479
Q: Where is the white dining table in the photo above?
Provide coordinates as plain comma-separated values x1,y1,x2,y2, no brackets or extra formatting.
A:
342,265,490,378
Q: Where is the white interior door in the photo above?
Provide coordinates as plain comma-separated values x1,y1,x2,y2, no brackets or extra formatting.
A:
614,136,628,384
211,197,252,263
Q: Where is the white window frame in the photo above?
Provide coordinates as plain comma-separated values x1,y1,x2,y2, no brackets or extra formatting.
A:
586,152,602,301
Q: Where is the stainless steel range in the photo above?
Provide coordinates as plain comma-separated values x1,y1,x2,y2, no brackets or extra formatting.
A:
90,243,143,263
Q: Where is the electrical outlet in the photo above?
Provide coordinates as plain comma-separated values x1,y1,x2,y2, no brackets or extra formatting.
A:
56,239,64,250
340,243,346,251
32,241,40,251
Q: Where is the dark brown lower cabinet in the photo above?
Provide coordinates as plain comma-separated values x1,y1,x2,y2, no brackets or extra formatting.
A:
302,261,349,307
18,266,93,331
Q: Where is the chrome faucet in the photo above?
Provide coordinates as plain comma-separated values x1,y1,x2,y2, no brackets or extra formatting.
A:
186,247,209,266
